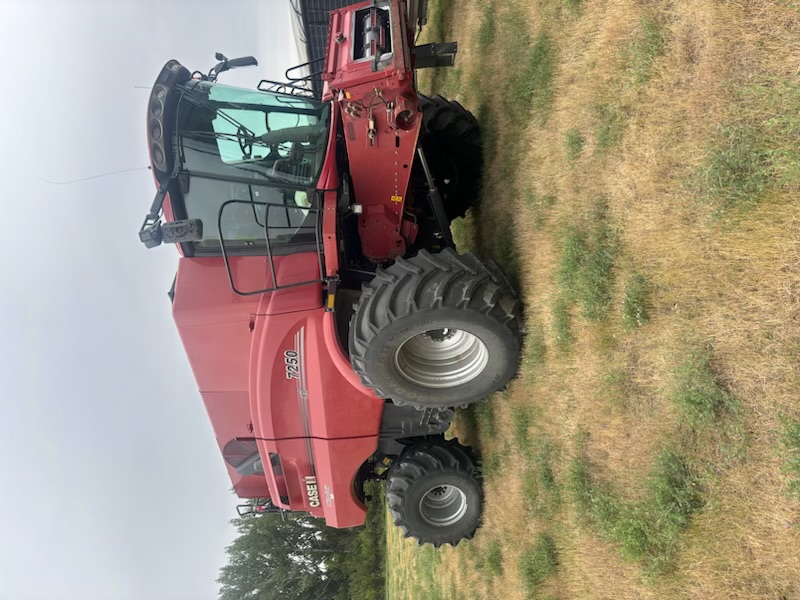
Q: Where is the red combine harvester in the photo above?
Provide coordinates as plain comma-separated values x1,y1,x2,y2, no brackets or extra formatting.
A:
139,0,521,546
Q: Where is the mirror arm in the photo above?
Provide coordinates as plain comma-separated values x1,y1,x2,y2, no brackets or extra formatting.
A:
138,184,170,248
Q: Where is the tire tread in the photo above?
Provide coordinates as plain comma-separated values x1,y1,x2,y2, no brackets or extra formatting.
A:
385,439,481,548
349,249,522,408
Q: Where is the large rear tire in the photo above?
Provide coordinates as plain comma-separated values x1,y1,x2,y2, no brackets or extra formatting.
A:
420,95,483,221
349,249,522,409
385,439,482,548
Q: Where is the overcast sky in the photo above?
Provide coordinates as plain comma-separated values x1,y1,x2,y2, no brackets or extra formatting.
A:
0,1,298,598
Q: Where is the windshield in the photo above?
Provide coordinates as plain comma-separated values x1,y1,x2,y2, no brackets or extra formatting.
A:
171,82,330,254
177,80,330,185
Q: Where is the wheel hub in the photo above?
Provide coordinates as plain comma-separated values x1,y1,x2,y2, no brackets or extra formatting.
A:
418,484,468,527
423,327,457,342
394,328,489,388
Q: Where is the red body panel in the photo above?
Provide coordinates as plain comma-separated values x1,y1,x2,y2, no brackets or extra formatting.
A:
323,0,421,261
203,392,268,497
171,251,383,525
249,309,382,441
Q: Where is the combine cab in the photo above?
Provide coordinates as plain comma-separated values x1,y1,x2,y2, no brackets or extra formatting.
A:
139,0,521,547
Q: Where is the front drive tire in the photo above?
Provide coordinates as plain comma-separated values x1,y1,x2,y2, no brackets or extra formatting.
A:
349,248,522,409
419,94,483,221
385,439,482,548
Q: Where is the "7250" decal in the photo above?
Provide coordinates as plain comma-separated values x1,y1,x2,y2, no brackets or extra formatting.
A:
284,350,300,380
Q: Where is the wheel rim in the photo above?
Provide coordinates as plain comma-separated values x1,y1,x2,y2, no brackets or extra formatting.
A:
418,484,468,527
394,328,489,388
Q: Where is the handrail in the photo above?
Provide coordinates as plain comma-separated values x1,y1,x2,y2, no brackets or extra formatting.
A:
285,57,325,83
257,79,319,100
218,197,325,296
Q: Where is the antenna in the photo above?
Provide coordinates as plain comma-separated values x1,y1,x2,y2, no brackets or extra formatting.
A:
38,166,151,185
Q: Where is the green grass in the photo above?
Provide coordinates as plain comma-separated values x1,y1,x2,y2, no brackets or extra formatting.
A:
568,445,701,575
552,296,574,352
423,0,456,93
523,438,562,516
455,397,496,443
526,190,558,230
699,81,800,211
525,33,557,122
506,31,557,126
556,200,618,320
344,481,386,600
450,215,473,250
599,369,630,408
669,347,737,429
414,544,443,598
474,399,496,439
523,319,548,372
485,540,504,577
512,404,533,450
480,441,508,478
621,272,651,330
439,67,463,100
594,103,626,151
625,17,666,84
779,415,800,500
565,128,586,161
477,4,496,46
702,124,772,210
519,533,559,593
558,228,586,288
474,101,497,162
427,0,454,45
496,222,520,284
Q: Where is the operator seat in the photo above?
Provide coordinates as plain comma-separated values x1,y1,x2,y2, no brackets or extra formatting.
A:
270,158,312,184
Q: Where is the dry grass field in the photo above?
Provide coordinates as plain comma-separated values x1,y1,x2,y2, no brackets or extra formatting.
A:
386,0,800,598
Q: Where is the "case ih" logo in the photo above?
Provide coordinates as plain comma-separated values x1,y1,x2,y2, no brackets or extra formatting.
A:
304,476,320,507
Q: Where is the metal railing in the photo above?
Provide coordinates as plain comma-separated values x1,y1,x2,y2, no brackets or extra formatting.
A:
217,197,325,296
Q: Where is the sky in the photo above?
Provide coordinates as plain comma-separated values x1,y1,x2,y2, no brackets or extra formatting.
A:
0,1,298,598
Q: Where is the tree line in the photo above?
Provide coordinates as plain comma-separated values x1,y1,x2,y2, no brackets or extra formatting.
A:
218,482,385,600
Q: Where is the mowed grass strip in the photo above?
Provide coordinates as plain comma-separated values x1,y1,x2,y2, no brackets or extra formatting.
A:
556,199,618,322
519,533,559,595
525,189,558,231
624,17,666,85
697,81,800,212
522,437,561,518
497,6,557,128
669,346,737,430
484,539,504,578
620,271,650,330
564,128,585,161
593,102,626,153
477,3,496,46
568,441,701,575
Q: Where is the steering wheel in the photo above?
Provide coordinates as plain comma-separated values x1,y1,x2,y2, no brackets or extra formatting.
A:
288,142,305,165
236,125,255,159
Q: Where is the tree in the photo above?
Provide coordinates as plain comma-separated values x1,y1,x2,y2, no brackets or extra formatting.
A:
217,511,352,600
218,485,386,600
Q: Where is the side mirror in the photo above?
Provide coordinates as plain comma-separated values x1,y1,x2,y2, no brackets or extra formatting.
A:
209,53,258,82
227,56,258,68
160,219,204,244
139,220,163,248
